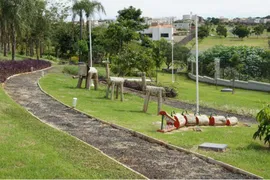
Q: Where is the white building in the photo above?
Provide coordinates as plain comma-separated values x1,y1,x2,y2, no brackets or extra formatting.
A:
173,22,190,30
183,14,196,21
141,24,175,41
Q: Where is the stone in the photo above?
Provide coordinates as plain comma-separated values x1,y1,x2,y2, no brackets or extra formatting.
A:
198,143,227,152
221,88,233,92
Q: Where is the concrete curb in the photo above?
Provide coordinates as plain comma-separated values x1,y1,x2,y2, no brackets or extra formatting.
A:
37,73,262,179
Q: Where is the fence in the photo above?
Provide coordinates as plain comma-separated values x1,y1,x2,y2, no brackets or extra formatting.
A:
188,73,270,92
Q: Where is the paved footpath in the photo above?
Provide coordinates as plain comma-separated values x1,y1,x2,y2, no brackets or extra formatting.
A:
4,69,254,179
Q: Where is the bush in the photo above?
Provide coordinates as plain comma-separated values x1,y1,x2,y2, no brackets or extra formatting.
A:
70,56,79,65
0,59,51,82
253,105,270,147
62,65,78,76
198,45,270,81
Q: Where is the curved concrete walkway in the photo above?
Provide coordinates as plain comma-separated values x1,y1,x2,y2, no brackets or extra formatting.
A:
4,69,256,179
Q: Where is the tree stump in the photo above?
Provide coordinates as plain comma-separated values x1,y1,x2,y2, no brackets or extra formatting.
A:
106,77,125,101
143,86,165,115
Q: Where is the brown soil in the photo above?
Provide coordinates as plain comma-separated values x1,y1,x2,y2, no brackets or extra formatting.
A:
4,68,255,179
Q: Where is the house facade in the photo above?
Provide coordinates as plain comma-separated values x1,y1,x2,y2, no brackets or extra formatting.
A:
141,24,175,41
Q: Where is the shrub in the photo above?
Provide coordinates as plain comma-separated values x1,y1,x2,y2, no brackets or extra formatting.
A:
62,65,78,76
0,59,51,83
70,56,79,65
253,105,270,147
198,45,270,81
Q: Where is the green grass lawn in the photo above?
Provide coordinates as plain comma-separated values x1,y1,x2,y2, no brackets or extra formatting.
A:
0,85,143,179
187,36,269,52
40,67,270,178
158,72,269,117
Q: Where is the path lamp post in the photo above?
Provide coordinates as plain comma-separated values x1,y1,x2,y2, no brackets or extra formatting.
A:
195,14,199,115
171,27,175,83
88,16,92,67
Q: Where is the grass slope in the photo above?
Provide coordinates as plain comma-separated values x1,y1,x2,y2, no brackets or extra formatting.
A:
40,68,270,178
158,72,269,117
0,86,142,179
187,36,269,52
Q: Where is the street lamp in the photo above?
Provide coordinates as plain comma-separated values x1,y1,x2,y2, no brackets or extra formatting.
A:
195,14,199,115
171,27,174,83
88,16,92,67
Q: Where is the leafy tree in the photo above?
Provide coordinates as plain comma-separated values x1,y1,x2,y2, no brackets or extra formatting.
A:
198,45,270,82
253,25,264,38
117,6,148,31
267,26,270,33
106,6,146,54
210,17,220,25
216,24,227,37
232,25,250,39
110,42,154,77
227,54,243,94
253,105,270,148
198,25,210,39
152,39,165,83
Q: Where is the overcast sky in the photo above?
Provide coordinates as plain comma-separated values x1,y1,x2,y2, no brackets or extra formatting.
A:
83,0,270,20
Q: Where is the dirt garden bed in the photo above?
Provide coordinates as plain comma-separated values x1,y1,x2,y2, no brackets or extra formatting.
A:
3,68,257,179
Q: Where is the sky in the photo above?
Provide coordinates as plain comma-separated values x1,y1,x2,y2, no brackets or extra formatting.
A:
77,0,270,20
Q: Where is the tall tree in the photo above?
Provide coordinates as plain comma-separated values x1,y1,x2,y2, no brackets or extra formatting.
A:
81,0,105,67
232,25,250,39
253,25,264,38
216,24,227,38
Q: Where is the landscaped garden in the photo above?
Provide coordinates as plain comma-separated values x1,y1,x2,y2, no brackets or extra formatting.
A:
0,0,270,178
39,65,270,178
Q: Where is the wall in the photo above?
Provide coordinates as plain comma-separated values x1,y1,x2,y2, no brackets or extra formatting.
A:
188,73,270,92
141,27,173,41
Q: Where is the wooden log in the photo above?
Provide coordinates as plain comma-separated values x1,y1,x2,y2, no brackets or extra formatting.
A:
209,116,226,126
94,73,98,90
78,64,87,76
196,115,209,126
77,76,83,88
111,82,115,100
86,72,92,90
106,83,111,98
116,84,119,99
143,90,151,112
106,64,110,81
157,90,162,115
184,114,197,126
120,82,124,101
142,72,146,92
174,113,187,128
226,117,238,126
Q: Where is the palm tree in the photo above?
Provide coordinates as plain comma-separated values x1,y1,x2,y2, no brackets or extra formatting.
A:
72,0,105,90
72,0,85,63
72,0,105,66
81,0,105,67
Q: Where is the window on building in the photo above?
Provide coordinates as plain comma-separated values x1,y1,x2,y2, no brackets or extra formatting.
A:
160,33,169,38
145,33,153,38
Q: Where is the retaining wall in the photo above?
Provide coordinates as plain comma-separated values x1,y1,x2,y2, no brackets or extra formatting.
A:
188,73,270,92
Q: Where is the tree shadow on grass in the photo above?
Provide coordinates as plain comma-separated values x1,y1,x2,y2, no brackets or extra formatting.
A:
113,109,148,114
239,142,270,151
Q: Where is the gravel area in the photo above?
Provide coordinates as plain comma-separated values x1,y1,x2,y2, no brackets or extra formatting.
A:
4,69,255,179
